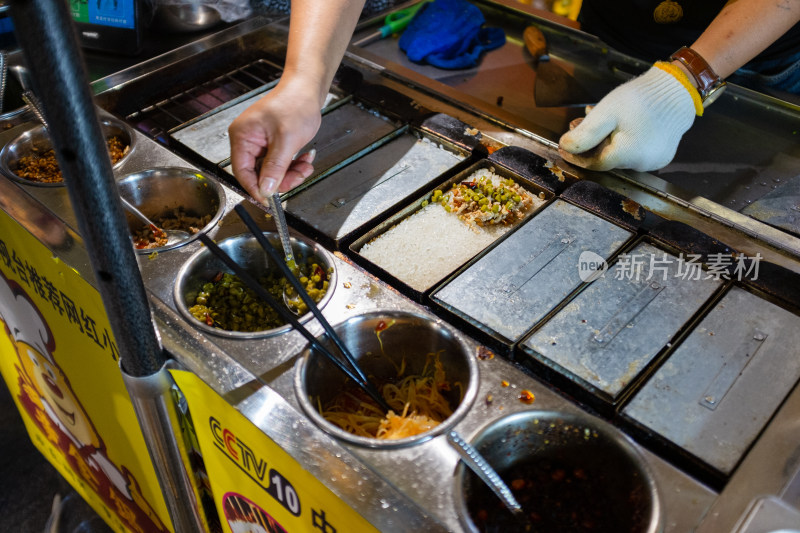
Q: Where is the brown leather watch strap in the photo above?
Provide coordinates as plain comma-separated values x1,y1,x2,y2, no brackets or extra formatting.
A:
669,46,722,96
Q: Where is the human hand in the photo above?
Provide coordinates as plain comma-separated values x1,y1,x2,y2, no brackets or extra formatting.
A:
228,80,322,204
558,65,698,172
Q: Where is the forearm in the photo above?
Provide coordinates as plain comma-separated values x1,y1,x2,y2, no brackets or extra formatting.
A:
687,0,800,80
282,0,367,107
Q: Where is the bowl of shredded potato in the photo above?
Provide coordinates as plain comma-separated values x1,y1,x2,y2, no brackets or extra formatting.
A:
295,310,479,448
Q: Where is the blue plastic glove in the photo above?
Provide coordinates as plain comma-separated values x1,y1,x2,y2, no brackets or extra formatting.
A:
398,0,505,69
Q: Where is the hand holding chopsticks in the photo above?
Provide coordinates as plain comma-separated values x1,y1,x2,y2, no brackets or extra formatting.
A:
196,205,391,414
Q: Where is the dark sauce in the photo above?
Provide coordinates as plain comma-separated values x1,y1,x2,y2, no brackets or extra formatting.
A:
466,454,650,532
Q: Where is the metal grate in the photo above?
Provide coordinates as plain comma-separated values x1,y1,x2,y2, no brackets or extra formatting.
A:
127,59,282,139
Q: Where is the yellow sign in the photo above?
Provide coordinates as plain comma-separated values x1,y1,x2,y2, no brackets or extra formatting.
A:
0,209,171,533
171,370,380,533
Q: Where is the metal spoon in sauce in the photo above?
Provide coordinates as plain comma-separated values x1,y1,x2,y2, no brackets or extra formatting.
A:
447,430,533,530
120,197,189,248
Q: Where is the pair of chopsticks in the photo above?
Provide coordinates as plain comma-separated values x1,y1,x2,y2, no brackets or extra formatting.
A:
196,204,392,414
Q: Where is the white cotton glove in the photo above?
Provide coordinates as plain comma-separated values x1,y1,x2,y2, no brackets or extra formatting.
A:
558,65,698,172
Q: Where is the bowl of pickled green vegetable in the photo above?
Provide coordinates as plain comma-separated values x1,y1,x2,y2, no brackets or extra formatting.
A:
173,232,336,338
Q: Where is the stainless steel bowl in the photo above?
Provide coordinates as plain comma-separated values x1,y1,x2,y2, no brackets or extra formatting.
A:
295,310,479,449
0,116,136,187
151,4,222,33
117,166,225,253
174,232,336,339
454,410,661,533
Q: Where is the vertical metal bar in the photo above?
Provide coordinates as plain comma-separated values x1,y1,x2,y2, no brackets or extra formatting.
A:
9,0,162,377
8,2,204,531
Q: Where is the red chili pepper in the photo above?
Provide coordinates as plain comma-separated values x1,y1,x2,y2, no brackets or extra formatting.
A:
212,271,224,283
314,265,326,283
204,313,214,326
375,320,388,333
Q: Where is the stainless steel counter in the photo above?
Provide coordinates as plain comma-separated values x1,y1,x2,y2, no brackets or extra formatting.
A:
4,5,800,532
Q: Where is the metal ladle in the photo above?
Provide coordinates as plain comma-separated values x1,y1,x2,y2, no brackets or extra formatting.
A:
266,192,304,314
447,430,532,529
120,197,190,247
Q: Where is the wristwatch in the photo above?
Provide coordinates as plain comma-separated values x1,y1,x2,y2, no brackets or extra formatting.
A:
669,46,727,107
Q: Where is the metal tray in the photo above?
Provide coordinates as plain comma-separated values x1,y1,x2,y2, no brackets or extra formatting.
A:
623,285,800,476
431,199,633,350
348,158,553,301
519,240,723,404
284,125,473,249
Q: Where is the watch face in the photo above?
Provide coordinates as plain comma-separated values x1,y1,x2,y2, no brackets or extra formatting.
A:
702,82,727,108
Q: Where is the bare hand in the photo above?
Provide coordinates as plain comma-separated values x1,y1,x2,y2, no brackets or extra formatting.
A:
228,80,322,204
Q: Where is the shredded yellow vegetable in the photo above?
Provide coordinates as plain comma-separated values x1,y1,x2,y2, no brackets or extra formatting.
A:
321,351,459,440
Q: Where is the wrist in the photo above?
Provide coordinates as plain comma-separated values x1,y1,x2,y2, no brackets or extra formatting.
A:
669,46,727,109
653,62,704,116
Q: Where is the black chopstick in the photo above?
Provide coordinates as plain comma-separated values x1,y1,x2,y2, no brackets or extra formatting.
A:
196,231,392,413
234,204,373,385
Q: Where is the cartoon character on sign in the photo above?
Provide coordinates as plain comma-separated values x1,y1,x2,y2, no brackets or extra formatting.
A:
0,270,167,533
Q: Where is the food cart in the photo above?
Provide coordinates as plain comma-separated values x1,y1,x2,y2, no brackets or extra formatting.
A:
1,2,800,532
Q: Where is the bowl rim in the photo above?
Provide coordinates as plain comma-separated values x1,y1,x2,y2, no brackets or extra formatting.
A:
118,166,227,254
293,309,480,449
173,231,338,339
451,408,663,533
0,116,137,187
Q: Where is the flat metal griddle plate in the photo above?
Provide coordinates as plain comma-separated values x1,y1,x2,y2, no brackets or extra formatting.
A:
285,132,466,243
624,285,800,475
222,101,398,181
432,199,632,343
521,241,722,401
742,172,800,237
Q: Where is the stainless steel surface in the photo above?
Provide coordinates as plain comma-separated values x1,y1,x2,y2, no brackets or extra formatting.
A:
151,4,223,33
742,173,800,237
0,116,136,186
445,430,524,518
351,0,800,244
433,199,632,344
521,241,723,401
295,310,479,448
173,230,337,338
6,10,800,531
452,410,662,533
624,286,800,475
117,166,225,252
122,365,206,532
285,128,467,244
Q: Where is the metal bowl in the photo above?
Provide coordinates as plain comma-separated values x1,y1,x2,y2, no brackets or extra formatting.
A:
174,232,337,339
118,166,225,253
151,4,222,33
295,310,479,449
454,410,661,533
0,116,136,187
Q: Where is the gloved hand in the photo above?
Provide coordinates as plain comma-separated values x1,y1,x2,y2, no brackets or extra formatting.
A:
558,64,700,172
398,0,505,70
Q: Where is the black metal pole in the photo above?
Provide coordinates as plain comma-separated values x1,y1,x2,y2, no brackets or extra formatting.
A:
9,0,164,377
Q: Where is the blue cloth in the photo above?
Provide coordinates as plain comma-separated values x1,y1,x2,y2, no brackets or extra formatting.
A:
398,0,505,69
